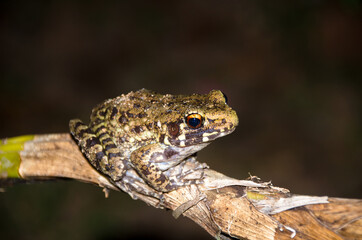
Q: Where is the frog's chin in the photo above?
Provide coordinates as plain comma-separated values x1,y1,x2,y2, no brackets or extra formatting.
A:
171,142,209,155
155,143,209,171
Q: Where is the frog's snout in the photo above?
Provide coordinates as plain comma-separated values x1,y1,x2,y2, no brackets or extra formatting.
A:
230,110,239,128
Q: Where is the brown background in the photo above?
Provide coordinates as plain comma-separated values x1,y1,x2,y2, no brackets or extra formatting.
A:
0,1,361,239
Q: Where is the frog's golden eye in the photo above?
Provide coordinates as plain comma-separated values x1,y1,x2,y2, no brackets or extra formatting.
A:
186,113,203,129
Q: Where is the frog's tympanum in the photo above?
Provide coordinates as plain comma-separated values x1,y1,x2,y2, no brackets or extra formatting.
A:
70,89,238,194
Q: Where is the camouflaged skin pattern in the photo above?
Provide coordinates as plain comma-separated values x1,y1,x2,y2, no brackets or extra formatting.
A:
69,89,238,193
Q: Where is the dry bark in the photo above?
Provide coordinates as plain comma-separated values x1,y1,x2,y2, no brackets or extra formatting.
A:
8,134,362,240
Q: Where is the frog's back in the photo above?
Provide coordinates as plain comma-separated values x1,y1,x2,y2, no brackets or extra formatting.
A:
89,90,170,155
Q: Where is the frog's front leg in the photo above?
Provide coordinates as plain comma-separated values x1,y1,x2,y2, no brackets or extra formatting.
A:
131,144,204,192
167,154,209,182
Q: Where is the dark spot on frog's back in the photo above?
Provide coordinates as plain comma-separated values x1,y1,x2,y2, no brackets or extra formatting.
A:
118,112,128,124
146,123,153,130
98,132,106,139
137,113,147,118
86,137,100,148
126,111,134,118
167,101,176,107
104,143,117,151
94,125,106,134
101,138,113,144
133,126,143,133
133,103,141,109
110,107,118,119
99,110,107,117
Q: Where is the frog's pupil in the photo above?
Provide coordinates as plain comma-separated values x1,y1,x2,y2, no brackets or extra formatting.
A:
188,117,200,128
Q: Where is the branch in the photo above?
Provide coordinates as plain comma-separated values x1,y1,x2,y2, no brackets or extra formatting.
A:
1,134,361,240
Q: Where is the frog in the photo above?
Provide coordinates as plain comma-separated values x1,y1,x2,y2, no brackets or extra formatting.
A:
69,89,238,195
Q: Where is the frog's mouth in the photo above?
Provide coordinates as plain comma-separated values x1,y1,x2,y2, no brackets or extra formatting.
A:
174,125,236,147
199,126,236,142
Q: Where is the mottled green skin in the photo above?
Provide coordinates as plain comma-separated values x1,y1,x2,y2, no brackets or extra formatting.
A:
70,89,238,193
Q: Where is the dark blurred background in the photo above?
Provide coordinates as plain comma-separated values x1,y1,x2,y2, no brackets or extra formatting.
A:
0,1,361,239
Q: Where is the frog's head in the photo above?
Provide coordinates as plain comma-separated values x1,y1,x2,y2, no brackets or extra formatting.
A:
159,90,238,150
